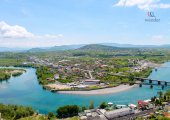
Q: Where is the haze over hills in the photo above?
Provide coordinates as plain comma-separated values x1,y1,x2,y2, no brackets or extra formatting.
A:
100,43,170,48
0,47,28,52
24,44,170,52
27,44,138,52
1,43,170,52
27,44,84,52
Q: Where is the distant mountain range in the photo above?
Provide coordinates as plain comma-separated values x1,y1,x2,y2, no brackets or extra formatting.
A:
100,43,170,48
1,43,170,52
27,45,84,52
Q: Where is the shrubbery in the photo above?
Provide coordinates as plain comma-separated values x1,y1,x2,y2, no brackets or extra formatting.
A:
36,66,54,85
0,104,34,120
99,102,108,109
56,105,80,118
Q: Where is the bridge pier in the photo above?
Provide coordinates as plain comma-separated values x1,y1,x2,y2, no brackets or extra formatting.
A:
149,80,152,84
139,84,142,87
149,80,152,83
141,79,144,82
162,85,164,90
165,82,167,86
150,85,153,89
158,81,161,85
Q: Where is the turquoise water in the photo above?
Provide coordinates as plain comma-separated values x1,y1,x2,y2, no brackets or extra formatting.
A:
0,63,170,114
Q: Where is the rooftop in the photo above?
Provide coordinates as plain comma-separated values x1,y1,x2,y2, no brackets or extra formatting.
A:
84,79,100,82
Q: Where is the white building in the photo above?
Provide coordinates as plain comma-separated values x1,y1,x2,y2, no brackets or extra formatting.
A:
54,74,59,80
83,79,100,85
104,107,135,119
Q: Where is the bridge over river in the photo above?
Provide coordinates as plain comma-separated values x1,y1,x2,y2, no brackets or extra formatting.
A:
111,73,170,88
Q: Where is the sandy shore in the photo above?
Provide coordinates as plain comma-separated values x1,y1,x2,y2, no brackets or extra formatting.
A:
45,84,71,90
57,84,137,95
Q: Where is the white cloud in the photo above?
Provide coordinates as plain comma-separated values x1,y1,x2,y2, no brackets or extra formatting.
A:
0,21,63,39
114,0,170,10
36,34,64,39
0,21,34,38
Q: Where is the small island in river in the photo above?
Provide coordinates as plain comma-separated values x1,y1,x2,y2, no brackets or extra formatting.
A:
0,68,26,81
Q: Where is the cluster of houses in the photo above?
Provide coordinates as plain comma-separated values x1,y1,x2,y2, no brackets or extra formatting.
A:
28,57,110,76
27,56,158,79
131,59,160,73
26,56,161,90
27,56,107,87
80,99,156,120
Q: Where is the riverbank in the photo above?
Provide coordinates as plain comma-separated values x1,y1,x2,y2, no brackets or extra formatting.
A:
0,62,168,114
45,84,71,90
57,84,137,95
0,68,26,81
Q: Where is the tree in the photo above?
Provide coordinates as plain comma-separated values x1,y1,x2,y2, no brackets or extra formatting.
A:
157,91,163,98
0,104,34,120
47,112,55,119
155,99,160,105
81,106,87,112
99,102,108,109
165,90,170,96
168,96,170,100
89,101,94,109
151,97,156,102
155,99,162,106
164,95,167,101
128,73,135,82
56,105,80,118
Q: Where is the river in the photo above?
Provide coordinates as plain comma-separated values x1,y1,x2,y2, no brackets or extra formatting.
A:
0,63,170,114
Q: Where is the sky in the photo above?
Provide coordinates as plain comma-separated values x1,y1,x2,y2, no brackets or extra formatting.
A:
0,0,170,48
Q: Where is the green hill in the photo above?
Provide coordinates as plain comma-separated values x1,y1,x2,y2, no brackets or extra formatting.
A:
77,44,119,51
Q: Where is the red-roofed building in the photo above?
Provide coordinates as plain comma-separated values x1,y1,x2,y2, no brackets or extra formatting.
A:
138,100,149,110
